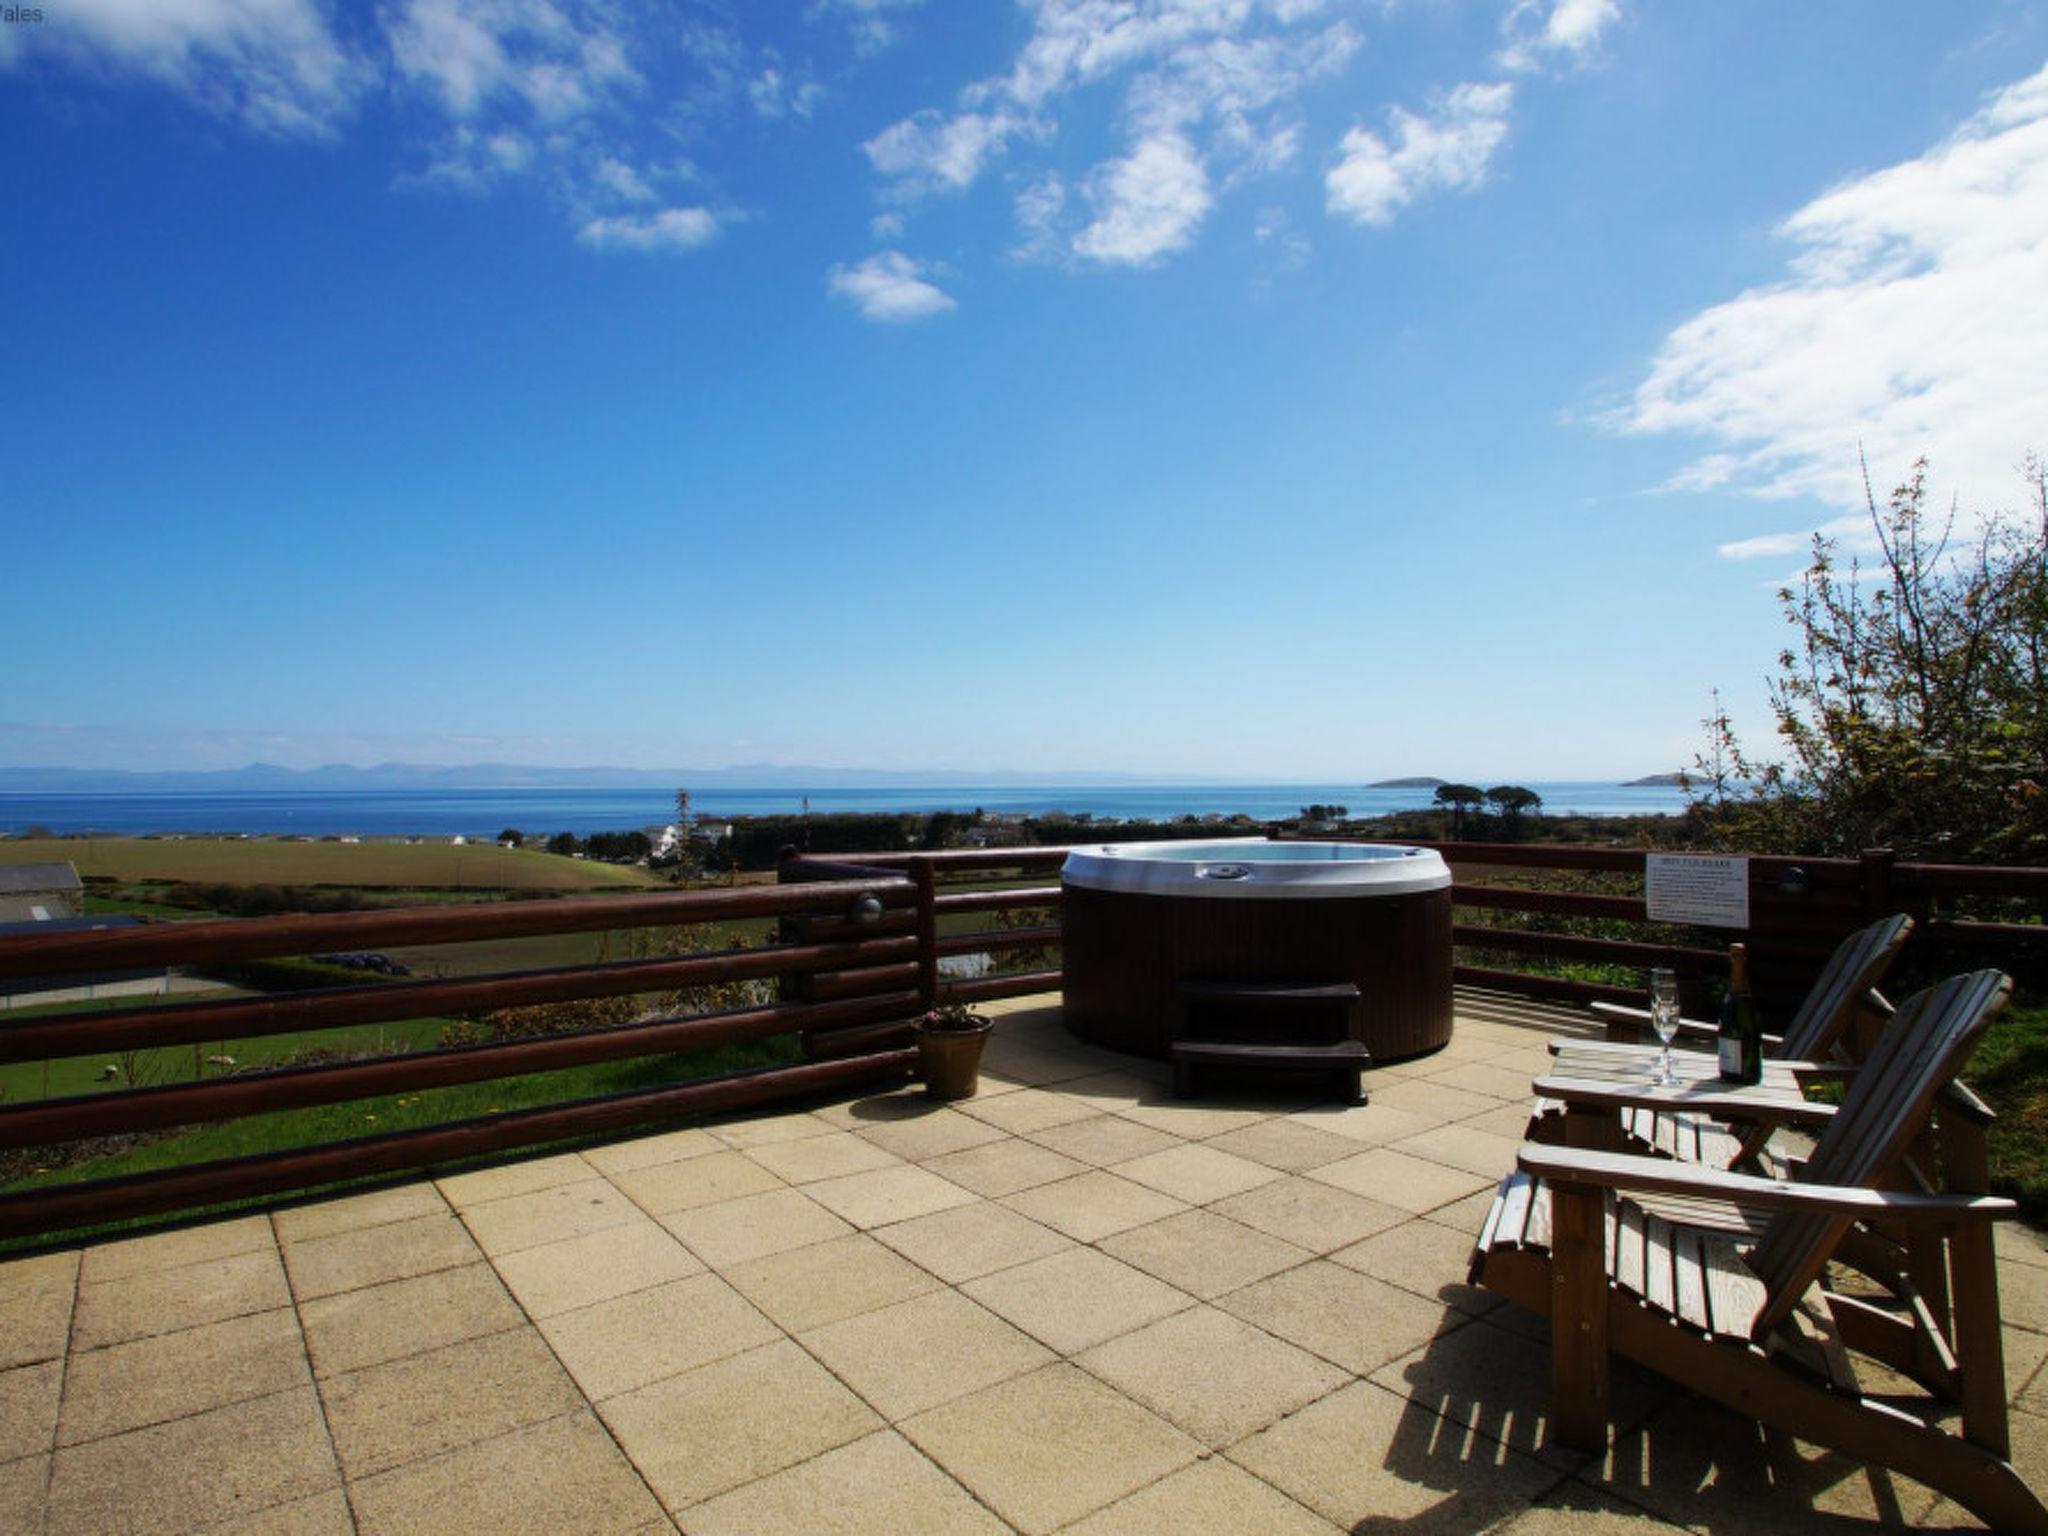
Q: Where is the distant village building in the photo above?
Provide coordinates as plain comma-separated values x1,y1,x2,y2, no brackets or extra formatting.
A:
0,861,84,923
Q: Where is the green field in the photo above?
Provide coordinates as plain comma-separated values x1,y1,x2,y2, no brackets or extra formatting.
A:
0,837,663,891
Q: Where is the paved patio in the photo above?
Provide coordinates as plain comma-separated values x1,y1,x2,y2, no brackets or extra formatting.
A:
2,992,2044,1535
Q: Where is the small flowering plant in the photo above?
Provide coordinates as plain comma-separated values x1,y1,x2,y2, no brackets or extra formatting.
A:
919,1004,990,1033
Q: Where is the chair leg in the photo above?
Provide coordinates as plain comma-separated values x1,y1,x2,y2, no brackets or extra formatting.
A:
1550,1181,1610,1451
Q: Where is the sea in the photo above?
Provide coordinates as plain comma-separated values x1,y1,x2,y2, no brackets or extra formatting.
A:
0,781,1691,839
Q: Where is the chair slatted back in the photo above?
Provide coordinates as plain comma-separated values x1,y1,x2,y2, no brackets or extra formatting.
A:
1746,969,2011,1338
1775,913,1914,1062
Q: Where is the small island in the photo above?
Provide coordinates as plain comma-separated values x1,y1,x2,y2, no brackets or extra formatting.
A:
1621,772,1692,787
1368,776,1448,788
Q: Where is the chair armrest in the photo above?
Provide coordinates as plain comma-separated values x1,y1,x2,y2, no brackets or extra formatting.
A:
1531,1074,1836,1127
1516,1144,2019,1222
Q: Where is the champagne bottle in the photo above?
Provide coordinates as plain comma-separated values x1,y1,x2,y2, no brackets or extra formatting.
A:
1717,943,1763,1084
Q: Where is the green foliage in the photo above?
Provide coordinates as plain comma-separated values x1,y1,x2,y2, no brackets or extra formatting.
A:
1693,455,2048,863
583,829,651,862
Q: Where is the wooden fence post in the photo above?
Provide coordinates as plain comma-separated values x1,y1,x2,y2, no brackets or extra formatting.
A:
916,860,939,1013
1861,846,1896,923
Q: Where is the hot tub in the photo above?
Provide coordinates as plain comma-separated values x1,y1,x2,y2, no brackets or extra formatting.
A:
1060,839,1454,1063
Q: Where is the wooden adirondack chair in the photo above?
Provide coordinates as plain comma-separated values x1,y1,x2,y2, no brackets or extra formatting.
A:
1546,913,1914,1168
1474,970,2047,1534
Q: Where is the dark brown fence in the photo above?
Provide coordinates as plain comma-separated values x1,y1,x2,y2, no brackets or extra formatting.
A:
3,835,2039,1241
1375,838,2048,1017
0,877,925,1241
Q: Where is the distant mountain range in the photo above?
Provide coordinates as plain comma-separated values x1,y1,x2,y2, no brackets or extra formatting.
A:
0,762,1249,793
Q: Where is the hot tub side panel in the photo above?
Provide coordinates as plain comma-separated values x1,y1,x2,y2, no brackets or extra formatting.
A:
1060,882,1453,1062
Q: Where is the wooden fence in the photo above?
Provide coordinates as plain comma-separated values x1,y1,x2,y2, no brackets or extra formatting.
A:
0,865,1056,1242
1378,838,2048,1017
0,835,2038,1241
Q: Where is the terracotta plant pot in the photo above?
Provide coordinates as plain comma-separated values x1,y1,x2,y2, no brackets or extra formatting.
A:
917,1015,993,1100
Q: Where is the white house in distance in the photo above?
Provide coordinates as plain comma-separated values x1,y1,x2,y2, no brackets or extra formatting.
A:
0,861,84,923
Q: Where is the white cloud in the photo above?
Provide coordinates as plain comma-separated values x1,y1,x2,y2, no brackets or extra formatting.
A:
577,207,719,252
1498,0,1621,74
21,0,366,135
387,0,637,124
1012,172,1068,260
862,0,1362,271
863,109,1024,196
1074,131,1212,264
1624,61,2048,539
1326,82,1513,225
827,251,956,321
869,211,906,240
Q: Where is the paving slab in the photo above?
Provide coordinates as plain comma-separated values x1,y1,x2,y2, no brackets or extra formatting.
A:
1061,1454,1343,1535
318,1326,581,1478
44,1385,339,1536
298,1260,525,1377
77,1214,275,1285
742,1129,905,1184
999,1168,1188,1243
682,1428,1005,1536
458,1177,643,1257
1208,1174,1407,1253
537,1271,779,1401
1215,1259,1463,1376
1075,1303,1348,1447
59,1305,308,1446
271,1183,447,1246
868,1200,1072,1284
348,1409,670,1536
1228,1377,1561,1532
901,1363,1201,1535
281,1211,480,1300
1098,1207,1315,1299
802,1163,980,1229
722,1231,942,1333
73,1246,291,1349
962,1246,1195,1356
0,1358,61,1463
798,1287,1054,1420
0,1250,77,1370
600,1337,880,1511
919,1136,1090,1198
610,1147,784,1214
489,1216,704,1319
659,1185,855,1266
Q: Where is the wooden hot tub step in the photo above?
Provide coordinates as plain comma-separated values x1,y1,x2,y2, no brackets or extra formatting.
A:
1172,980,1370,1103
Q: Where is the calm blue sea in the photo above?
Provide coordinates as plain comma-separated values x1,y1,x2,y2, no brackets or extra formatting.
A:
0,782,1689,838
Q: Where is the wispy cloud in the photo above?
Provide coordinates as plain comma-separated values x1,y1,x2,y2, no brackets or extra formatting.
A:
864,0,1360,268
16,0,369,137
1325,82,1514,226
827,250,956,321
1625,60,2048,541
1497,0,1622,74
1074,132,1212,265
578,207,720,252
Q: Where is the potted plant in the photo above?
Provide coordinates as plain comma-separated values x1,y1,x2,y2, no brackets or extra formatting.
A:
916,1004,994,1100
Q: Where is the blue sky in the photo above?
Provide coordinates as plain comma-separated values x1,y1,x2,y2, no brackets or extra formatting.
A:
3,1,2045,781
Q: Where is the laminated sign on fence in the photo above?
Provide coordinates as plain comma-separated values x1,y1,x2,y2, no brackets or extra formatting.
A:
1644,853,1750,929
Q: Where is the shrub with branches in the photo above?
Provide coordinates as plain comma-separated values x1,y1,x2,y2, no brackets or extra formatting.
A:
1692,454,2048,864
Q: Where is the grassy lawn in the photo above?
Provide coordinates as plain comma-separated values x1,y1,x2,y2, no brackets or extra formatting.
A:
0,837,662,891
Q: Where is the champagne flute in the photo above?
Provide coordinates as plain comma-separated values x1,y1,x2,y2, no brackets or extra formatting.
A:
1649,968,1681,1085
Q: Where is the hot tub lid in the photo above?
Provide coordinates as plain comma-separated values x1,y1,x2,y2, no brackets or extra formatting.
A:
1061,839,1451,899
